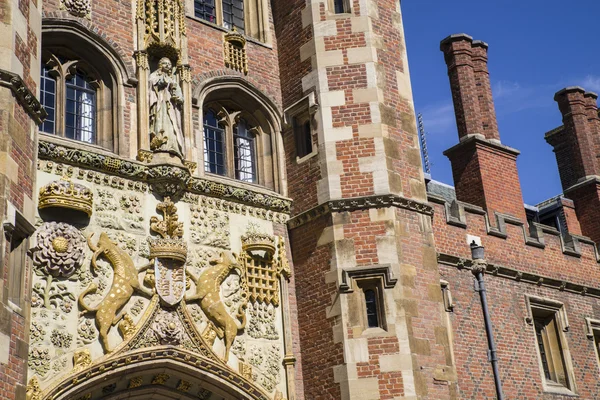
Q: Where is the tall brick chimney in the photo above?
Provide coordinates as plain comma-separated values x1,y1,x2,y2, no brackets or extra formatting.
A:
548,87,600,243
440,34,526,223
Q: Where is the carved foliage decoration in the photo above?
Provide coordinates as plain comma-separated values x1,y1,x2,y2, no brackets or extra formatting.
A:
61,0,91,18
190,205,230,248
33,222,85,278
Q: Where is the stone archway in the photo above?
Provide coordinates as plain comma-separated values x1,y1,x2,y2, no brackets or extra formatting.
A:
44,348,270,400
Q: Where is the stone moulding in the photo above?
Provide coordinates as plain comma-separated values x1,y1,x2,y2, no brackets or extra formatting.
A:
338,264,398,293
288,194,434,229
38,139,292,213
437,252,600,299
0,68,47,124
428,193,600,261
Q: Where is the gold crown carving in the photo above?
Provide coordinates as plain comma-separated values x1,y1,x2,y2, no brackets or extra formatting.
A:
224,28,246,47
149,197,187,262
148,237,188,263
241,230,276,256
38,179,93,216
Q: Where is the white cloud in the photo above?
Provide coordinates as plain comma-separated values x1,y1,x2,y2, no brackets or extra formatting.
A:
580,75,600,93
493,80,522,99
418,101,456,135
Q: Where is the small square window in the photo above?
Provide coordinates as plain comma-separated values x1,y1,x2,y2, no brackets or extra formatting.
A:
330,0,350,14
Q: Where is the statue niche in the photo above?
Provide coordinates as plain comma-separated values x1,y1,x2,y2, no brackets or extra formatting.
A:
149,57,185,159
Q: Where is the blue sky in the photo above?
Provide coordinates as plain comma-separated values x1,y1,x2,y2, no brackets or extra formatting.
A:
402,1,600,205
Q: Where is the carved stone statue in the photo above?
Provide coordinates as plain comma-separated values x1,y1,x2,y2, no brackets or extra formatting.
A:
149,57,185,158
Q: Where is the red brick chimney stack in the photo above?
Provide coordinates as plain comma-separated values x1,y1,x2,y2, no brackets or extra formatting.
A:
548,87,600,243
441,34,526,223
440,34,484,140
471,41,500,141
551,88,600,189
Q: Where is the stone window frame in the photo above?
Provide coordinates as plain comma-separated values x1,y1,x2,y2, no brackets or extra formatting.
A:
525,295,577,395
40,22,131,155
188,0,271,43
283,93,318,164
339,264,397,336
327,0,352,15
584,318,600,373
3,202,35,314
201,102,272,187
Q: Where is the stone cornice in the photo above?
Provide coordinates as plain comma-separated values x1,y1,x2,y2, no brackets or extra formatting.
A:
0,69,47,124
288,194,434,229
438,252,600,298
443,135,520,158
38,138,292,213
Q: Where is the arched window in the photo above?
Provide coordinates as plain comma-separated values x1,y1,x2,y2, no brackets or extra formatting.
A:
39,22,132,154
203,107,259,184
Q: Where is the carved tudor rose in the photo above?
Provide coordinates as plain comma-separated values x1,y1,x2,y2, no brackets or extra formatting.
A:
33,222,85,278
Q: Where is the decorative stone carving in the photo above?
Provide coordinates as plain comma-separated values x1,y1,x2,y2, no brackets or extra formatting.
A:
190,206,230,248
177,380,191,392
33,222,85,278
73,349,92,371
0,69,47,123
60,0,91,17
224,29,248,74
187,252,248,362
119,314,136,339
149,57,185,158
152,311,184,345
130,299,145,316
239,361,253,381
197,389,212,400
152,373,170,385
247,303,279,340
38,139,292,213
129,376,143,388
31,278,76,313
149,197,187,262
155,258,186,305
30,321,46,344
77,318,97,345
26,376,43,400
52,357,67,373
50,329,73,349
79,232,154,353
39,179,93,216
29,348,51,376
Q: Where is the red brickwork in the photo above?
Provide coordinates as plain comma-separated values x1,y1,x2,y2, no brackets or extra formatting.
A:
289,216,343,399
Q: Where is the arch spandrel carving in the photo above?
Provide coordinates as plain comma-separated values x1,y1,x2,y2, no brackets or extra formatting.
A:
30,165,293,400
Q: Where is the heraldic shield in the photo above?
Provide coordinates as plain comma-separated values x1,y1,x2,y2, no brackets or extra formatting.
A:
154,257,186,306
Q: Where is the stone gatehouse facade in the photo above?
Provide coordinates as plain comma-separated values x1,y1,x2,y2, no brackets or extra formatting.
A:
1,0,600,399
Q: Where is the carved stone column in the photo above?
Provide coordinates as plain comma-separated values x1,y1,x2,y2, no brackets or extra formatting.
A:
134,50,150,152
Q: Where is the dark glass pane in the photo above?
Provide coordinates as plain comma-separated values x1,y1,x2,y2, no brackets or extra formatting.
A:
365,289,379,328
65,70,96,144
203,109,226,175
234,120,256,182
334,0,346,13
40,63,57,134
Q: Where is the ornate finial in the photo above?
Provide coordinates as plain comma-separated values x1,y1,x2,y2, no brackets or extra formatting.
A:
149,197,187,262
150,197,183,239
277,237,291,280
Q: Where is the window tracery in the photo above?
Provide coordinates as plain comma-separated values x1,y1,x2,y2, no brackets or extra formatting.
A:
193,0,268,42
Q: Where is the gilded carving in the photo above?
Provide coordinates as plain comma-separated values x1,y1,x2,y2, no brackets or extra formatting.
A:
239,361,253,381
129,376,144,388
73,348,92,371
152,373,170,385
38,179,93,216
224,29,248,74
26,376,42,400
79,233,154,352
186,252,247,362
197,389,212,400
33,222,85,278
177,379,191,392
119,314,136,339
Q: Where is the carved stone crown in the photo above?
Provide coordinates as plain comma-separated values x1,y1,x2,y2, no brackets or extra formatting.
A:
241,231,276,256
148,237,188,263
38,179,93,216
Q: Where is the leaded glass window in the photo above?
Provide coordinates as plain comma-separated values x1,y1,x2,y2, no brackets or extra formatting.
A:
204,109,227,175
222,0,244,33
40,63,56,134
65,70,96,144
233,119,256,182
194,0,217,23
